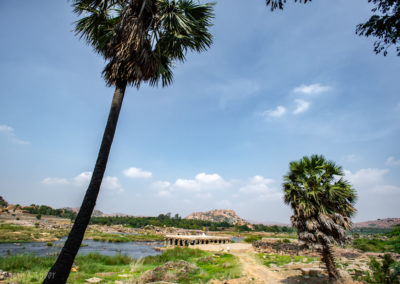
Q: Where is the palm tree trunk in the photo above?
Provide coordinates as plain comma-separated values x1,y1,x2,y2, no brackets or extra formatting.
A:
43,81,127,284
321,244,341,281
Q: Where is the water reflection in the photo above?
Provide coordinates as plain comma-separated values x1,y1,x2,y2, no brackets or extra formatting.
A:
0,238,162,259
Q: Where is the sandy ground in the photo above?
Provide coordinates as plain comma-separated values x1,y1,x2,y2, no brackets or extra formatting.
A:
196,243,358,284
194,243,286,283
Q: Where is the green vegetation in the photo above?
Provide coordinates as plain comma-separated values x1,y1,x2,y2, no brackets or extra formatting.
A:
352,227,392,235
353,254,400,283
243,235,263,243
352,225,400,253
84,230,163,242
91,214,232,231
24,204,77,221
0,248,240,283
140,247,241,283
257,253,317,267
0,196,8,208
91,213,294,233
0,223,67,243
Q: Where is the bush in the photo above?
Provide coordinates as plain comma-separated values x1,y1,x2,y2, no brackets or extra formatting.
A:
35,214,41,220
353,254,400,283
243,235,263,243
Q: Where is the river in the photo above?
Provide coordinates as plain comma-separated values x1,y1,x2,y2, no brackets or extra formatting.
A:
0,238,162,259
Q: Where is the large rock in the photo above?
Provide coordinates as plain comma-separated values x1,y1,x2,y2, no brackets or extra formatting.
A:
300,267,325,277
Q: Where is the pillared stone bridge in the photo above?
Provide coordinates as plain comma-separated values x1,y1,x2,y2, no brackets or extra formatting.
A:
164,234,231,247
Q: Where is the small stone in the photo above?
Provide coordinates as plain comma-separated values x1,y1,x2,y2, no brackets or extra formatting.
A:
85,277,102,283
118,274,129,278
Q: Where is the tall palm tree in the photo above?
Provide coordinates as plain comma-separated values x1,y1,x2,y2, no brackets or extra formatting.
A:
44,0,214,282
283,154,357,281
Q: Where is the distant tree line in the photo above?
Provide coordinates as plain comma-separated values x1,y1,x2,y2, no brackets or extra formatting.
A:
90,213,295,233
23,204,77,221
0,196,8,208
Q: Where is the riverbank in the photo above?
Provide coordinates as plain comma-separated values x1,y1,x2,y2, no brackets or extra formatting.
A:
0,247,241,283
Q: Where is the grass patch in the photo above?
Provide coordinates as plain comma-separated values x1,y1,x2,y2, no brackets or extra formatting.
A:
0,248,241,283
353,238,399,253
0,223,67,243
84,230,163,242
243,235,263,243
143,247,241,283
257,253,318,267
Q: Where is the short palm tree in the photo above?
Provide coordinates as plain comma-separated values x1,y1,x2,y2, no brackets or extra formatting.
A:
43,0,214,283
283,154,357,281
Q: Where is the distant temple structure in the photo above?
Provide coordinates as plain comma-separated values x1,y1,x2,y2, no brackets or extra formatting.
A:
164,234,231,247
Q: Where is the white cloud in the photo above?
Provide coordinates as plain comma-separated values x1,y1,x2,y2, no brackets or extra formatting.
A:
216,199,231,208
239,175,281,200
262,106,286,118
344,168,400,194
293,83,331,95
344,168,388,188
72,171,92,186
344,154,358,162
0,125,13,132
293,99,311,114
211,79,260,108
156,190,172,198
103,176,124,193
41,172,124,193
386,156,400,166
41,177,68,185
123,167,152,178
195,193,212,199
172,173,230,192
151,181,171,189
0,124,29,145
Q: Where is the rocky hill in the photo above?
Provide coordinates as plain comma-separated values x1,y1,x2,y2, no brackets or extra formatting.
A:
353,218,400,229
186,209,247,226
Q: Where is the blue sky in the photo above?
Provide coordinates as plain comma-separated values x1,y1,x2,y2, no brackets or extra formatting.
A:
0,0,399,223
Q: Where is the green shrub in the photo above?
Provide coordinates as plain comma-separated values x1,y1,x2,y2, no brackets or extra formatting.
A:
243,235,263,243
353,254,400,283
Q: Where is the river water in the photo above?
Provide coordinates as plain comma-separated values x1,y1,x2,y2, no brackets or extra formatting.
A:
0,238,162,259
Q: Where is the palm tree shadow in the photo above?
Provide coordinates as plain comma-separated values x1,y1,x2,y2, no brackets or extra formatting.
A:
279,275,332,283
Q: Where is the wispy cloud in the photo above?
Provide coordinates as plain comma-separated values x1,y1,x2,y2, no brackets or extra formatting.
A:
41,177,68,185
344,168,399,193
152,173,230,198
293,99,311,114
41,172,124,193
261,106,287,118
239,175,281,200
174,173,231,192
293,83,331,95
0,124,29,145
123,167,152,178
210,79,260,108
386,156,400,166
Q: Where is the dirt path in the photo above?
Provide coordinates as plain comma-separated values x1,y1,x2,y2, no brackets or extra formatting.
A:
197,243,285,283
232,251,285,284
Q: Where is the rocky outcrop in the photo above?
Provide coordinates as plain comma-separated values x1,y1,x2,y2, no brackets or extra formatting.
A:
186,209,247,226
353,218,400,228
